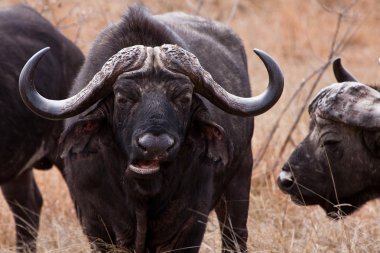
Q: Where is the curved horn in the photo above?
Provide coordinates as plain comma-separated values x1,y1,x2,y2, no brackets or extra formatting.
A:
156,45,284,117
332,58,358,83
19,46,149,120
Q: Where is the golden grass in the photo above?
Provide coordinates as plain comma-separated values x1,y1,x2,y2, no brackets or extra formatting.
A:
1,0,380,252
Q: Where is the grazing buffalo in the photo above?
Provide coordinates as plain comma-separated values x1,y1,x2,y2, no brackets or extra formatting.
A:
0,4,84,252
278,58,380,218
20,6,284,252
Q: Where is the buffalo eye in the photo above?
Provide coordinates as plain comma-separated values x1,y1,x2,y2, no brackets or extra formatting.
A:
115,93,128,104
115,91,140,105
321,139,343,159
321,140,340,152
175,94,192,107
171,86,192,108
322,139,340,147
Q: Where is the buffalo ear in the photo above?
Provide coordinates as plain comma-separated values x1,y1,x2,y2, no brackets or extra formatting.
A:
363,130,380,157
59,100,113,158
59,119,106,158
193,110,229,166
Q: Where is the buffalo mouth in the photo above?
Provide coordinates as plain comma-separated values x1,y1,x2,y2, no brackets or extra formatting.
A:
291,194,354,219
290,195,306,206
128,160,160,175
321,202,355,219
288,189,358,219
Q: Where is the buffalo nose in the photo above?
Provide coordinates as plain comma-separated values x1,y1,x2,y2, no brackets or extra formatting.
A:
137,133,175,158
278,170,294,189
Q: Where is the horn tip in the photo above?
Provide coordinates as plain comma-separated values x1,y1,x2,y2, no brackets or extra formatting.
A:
333,57,341,63
252,48,273,65
332,57,342,67
252,48,280,68
39,47,51,55
28,47,52,64
253,48,266,58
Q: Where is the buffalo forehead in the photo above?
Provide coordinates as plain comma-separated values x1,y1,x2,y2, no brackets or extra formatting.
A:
308,82,380,129
113,45,195,89
116,71,192,92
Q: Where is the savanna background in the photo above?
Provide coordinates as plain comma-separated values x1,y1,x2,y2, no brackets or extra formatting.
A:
0,0,379,252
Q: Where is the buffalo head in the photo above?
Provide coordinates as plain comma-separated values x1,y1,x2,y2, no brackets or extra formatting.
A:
20,44,283,196
277,59,380,218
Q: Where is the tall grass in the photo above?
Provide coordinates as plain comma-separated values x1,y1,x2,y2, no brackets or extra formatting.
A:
0,0,380,252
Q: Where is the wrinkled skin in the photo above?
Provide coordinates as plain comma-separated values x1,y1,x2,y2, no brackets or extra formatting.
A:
278,114,380,218
0,5,83,252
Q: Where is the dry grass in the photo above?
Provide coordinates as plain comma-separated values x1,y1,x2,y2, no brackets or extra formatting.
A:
0,0,380,252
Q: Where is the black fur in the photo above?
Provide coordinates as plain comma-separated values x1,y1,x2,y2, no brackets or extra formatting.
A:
62,6,253,252
0,5,84,252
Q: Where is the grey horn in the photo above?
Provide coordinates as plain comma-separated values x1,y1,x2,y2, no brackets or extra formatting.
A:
20,44,284,119
332,58,358,83
156,45,284,117
19,46,149,120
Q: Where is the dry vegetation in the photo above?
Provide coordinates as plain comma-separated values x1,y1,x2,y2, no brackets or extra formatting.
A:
0,0,380,252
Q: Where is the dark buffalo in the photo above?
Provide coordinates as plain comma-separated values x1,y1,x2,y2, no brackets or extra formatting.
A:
20,6,283,252
278,58,380,218
0,4,84,252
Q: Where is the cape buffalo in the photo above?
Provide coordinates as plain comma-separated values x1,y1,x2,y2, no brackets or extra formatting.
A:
20,6,284,252
0,4,83,252
278,58,380,218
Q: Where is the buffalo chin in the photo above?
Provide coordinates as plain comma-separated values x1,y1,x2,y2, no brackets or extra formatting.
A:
288,194,356,219
290,195,306,206
125,164,163,198
320,202,357,219
319,190,379,219
288,191,362,219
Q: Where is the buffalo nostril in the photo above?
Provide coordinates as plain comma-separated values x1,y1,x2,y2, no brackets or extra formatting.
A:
279,170,294,189
165,136,175,151
137,133,175,154
137,140,148,152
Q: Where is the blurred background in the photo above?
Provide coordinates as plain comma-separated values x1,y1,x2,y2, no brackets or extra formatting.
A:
0,0,379,252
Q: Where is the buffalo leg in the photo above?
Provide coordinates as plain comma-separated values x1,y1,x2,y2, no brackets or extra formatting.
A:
215,152,253,253
1,169,42,253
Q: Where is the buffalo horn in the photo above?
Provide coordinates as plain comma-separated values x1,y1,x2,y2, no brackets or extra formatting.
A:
19,46,149,120
332,58,358,83
156,45,284,117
